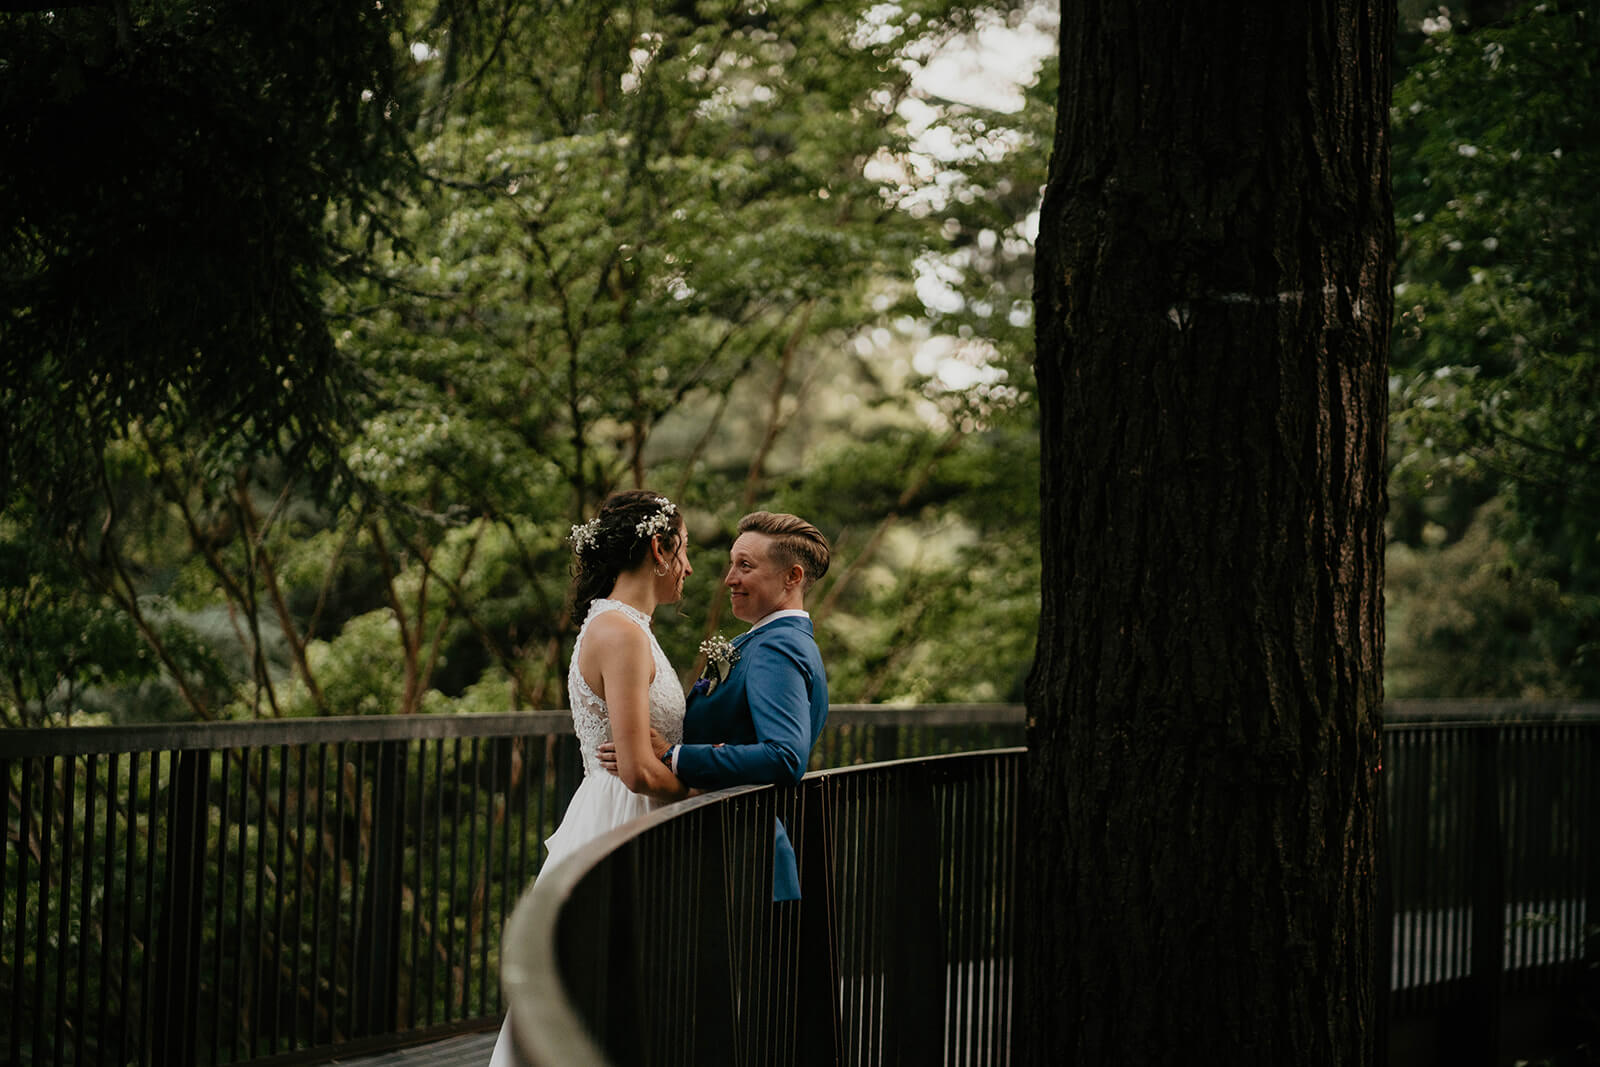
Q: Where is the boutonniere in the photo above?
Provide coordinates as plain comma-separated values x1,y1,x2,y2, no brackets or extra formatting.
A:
691,635,739,696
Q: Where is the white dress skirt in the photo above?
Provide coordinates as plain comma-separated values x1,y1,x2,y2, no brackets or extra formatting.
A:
488,598,686,1067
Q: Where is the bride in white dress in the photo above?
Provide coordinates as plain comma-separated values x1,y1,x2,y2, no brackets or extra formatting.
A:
489,489,693,1067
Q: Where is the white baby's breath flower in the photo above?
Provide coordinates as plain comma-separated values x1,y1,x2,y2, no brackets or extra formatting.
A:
635,497,678,538
569,518,601,553
693,635,740,696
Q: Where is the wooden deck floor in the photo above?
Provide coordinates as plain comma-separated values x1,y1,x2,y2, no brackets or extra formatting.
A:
311,1028,499,1066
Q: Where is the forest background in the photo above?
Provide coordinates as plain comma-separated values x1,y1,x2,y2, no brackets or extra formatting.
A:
1,0,1595,728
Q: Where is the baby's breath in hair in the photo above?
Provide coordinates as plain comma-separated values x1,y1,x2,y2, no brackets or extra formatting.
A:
634,497,678,539
568,489,683,623
569,517,601,554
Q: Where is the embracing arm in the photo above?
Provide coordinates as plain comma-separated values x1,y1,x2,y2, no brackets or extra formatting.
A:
673,644,813,789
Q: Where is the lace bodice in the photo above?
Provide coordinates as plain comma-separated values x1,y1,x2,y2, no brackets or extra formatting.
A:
567,599,686,776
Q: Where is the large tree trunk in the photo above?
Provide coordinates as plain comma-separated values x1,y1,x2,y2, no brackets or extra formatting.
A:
1021,3,1393,1065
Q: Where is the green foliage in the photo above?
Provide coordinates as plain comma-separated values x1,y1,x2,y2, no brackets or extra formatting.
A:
1388,0,1600,694
1386,502,1585,697
0,508,154,724
1,0,1054,723
0,2,416,522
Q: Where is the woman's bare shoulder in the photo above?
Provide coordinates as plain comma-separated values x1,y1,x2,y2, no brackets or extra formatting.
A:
582,610,651,656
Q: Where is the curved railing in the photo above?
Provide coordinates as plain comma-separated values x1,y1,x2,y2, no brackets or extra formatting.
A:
0,705,1022,1066
4,703,1593,1064
500,750,1023,1067
503,709,1600,1066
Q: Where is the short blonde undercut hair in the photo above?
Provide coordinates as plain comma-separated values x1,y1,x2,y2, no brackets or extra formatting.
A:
738,511,831,591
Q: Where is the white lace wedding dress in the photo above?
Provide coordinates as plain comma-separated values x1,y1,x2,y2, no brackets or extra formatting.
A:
488,598,686,1067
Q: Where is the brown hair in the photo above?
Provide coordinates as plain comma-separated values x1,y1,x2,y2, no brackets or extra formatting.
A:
570,490,684,621
737,511,831,591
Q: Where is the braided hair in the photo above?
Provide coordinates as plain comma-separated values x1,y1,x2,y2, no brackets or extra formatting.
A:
569,490,684,622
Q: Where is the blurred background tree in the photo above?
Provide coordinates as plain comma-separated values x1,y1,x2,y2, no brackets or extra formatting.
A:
1387,0,1599,697
1,0,1053,724
3,0,1594,724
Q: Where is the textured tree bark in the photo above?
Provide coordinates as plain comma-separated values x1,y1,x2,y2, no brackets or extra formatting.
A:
1021,3,1392,1065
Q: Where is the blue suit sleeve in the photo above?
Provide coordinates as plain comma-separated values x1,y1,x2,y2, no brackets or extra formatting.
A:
674,639,813,789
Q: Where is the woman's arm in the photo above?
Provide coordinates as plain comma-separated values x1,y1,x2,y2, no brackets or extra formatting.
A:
579,614,688,802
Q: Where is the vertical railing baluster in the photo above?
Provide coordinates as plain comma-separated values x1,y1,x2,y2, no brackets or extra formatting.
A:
331,741,348,1045
212,750,230,1066
11,758,31,1067
940,763,960,1064
779,792,800,1063
992,759,1011,1065
0,758,8,1067
469,736,483,1017
155,750,175,1065
154,749,208,1067
857,777,870,1067
493,734,510,1017
310,742,331,1050
354,739,405,1037
428,739,444,1030
447,737,463,1023
1424,731,1441,994
1439,731,1456,992
408,739,425,1031
1422,729,1439,994
98,754,119,1067
1507,727,1524,982
392,740,409,1030
75,755,94,1065
861,773,879,1066
960,764,972,1062
232,748,250,1062
533,736,548,876
1376,728,1391,1067
1002,755,1020,1064
965,766,981,1066
519,732,535,992
460,739,476,1023
350,742,366,1043
1576,725,1592,972
1435,732,1451,992
1467,726,1505,1062
268,743,287,1053
858,774,875,1064
964,763,979,1067
987,759,1002,1067
118,751,138,1066
291,743,310,1051
250,746,269,1058
56,755,76,1065
346,741,368,1040
37,753,56,1067
134,752,158,1066
760,793,779,1063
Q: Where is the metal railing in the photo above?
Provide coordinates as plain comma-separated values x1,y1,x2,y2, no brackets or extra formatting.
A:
1383,704,1598,1062
0,705,1022,1066
501,750,1021,1067
502,702,1600,1067
1,712,579,1067
3,702,1595,1065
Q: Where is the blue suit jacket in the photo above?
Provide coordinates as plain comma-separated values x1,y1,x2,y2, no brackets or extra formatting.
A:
675,615,827,900
675,615,828,789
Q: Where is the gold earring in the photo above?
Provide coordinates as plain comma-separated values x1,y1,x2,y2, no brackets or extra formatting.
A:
655,564,668,576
